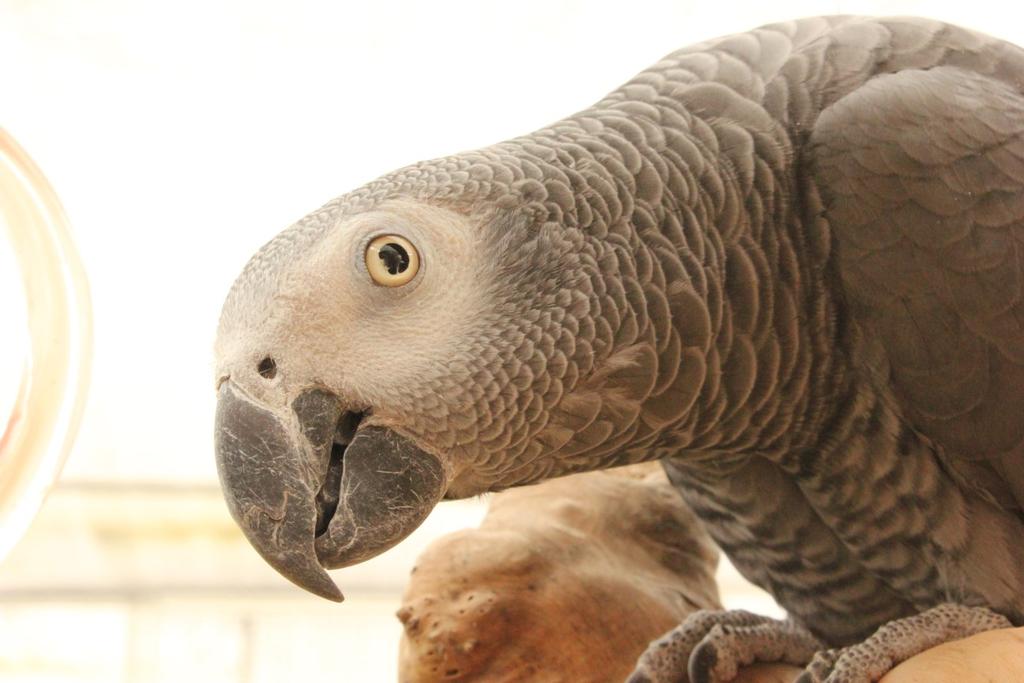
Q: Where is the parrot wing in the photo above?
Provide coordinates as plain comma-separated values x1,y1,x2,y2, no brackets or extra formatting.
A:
811,62,1024,511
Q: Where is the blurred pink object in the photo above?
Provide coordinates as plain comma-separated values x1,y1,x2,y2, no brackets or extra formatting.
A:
0,128,92,562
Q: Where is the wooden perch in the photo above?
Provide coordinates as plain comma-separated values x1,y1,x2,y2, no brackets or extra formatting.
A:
397,465,1024,682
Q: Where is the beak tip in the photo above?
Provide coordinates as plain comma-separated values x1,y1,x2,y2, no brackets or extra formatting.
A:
311,581,345,602
271,551,346,603
310,572,345,602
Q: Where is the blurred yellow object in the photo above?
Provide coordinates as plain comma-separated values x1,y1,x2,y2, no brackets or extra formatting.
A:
881,627,1024,683
680,627,1024,682
0,127,91,563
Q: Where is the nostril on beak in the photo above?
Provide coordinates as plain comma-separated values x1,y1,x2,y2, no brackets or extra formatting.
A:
257,356,277,380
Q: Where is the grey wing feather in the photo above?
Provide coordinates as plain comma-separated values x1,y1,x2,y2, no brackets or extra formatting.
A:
810,64,1024,510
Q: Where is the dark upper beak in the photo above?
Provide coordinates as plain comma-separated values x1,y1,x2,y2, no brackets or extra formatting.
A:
214,381,446,601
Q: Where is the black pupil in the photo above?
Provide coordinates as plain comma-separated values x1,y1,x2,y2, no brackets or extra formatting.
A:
378,243,410,275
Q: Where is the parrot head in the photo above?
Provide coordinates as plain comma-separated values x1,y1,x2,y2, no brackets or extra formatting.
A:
214,195,614,600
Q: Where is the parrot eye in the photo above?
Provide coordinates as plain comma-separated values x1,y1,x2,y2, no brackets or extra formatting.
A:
365,234,420,287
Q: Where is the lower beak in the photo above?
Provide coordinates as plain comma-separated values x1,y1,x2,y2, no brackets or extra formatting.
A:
214,381,446,600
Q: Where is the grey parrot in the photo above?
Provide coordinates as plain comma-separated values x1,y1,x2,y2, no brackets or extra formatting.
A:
213,16,1024,683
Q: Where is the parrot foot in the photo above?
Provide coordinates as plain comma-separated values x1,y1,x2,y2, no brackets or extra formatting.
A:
795,603,1012,683
626,609,823,683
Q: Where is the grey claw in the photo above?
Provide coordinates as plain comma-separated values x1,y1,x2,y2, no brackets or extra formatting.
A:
688,641,719,683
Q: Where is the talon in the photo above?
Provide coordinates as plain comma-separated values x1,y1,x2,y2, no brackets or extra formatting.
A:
689,641,719,683
625,672,653,683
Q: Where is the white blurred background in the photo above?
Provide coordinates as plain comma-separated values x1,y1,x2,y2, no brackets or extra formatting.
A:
2,1,1023,681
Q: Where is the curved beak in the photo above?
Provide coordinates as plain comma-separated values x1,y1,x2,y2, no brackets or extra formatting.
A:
214,381,446,601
